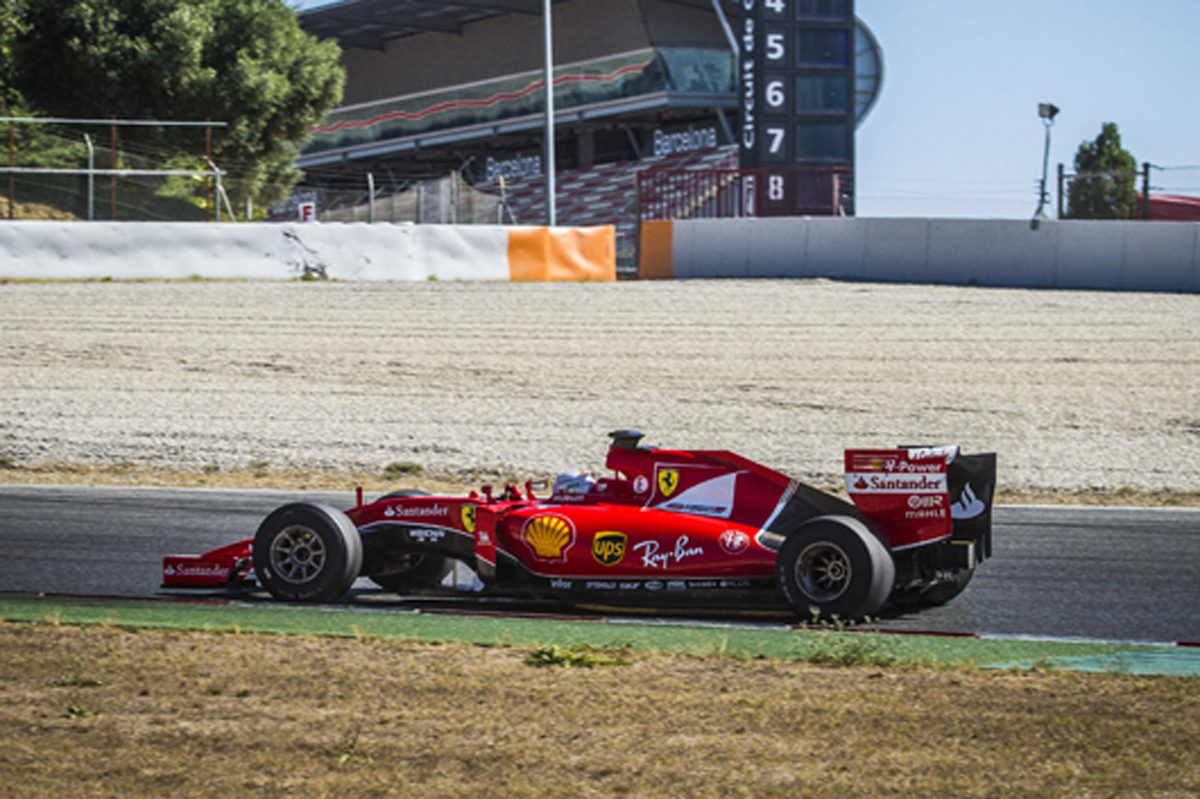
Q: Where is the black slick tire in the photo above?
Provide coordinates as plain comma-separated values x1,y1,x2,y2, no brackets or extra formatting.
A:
370,555,454,594
252,502,363,603
378,489,431,501
776,516,895,621
368,489,453,592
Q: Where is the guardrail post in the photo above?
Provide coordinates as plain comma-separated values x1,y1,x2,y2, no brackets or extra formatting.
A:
7,122,13,220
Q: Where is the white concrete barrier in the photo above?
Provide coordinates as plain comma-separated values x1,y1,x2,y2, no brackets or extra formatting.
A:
640,218,1200,293
0,221,616,282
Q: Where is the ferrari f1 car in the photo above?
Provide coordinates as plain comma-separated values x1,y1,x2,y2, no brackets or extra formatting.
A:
163,431,996,620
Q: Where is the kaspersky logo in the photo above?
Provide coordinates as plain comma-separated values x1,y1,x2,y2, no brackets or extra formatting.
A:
657,468,680,497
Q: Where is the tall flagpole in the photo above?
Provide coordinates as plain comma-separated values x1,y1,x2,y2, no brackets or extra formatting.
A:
543,0,556,227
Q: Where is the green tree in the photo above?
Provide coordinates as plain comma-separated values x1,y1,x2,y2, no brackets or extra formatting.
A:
1,0,23,108
11,0,344,209
1064,122,1139,220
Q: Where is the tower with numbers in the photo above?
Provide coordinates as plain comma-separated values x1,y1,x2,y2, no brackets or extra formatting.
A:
739,0,856,216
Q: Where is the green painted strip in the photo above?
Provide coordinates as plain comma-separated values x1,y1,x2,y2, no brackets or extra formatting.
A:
987,649,1200,677
0,593,1186,674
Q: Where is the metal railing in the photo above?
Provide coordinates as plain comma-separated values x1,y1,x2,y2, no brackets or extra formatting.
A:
3,117,228,221
637,167,854,222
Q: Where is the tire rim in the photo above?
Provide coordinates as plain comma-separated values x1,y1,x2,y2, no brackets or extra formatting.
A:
270,524,326,584
795,541,852,602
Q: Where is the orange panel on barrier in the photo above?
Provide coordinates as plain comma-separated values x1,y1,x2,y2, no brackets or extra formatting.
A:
637,220,673,280
507,226,616,282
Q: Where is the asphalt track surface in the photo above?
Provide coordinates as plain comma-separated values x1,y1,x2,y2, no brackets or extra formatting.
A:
2,485,1197,644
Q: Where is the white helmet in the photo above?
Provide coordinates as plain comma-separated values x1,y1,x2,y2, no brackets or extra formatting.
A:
552,470,595,497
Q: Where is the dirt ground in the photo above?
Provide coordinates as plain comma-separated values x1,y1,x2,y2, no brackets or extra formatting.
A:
1,622,1197,798
1,279,1198,496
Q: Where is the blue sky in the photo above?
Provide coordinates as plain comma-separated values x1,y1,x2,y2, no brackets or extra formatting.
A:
854,0,1200,217
296,0,1200,219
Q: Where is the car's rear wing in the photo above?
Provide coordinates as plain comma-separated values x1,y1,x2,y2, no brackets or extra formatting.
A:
845,447,996,555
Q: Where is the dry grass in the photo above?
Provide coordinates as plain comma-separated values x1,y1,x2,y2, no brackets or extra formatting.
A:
3,459,1200,508
0,198,77,221
1,622,1196,798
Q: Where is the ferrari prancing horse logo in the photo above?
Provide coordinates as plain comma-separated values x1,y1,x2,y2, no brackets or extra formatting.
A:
657,469,680,497
461,505,476,534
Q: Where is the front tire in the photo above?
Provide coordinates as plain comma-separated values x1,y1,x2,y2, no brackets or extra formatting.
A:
776,516,894,621
253,503,362,603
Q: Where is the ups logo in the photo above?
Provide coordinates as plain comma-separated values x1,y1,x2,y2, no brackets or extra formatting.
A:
592,531,627,566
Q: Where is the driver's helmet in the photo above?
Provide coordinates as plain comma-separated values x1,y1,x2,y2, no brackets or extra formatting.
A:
552,470,595,498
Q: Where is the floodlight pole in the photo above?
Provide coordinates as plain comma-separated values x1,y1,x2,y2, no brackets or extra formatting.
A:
1034,102,1059,221
543,0,556,227
84,134,95,221
8,123,14,220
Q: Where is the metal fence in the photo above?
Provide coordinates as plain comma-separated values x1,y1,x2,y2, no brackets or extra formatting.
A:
2,117,226,221
637,167,854,221
276,172,506,225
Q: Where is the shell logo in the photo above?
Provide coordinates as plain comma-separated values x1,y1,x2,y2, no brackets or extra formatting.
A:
522,514,576,562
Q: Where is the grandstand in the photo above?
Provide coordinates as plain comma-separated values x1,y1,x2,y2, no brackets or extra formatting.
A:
291,0,880,267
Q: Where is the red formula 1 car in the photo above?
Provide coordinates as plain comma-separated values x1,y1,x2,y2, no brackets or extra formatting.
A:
163,431,997,619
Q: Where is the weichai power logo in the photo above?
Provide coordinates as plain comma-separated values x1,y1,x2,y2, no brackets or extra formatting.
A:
592,531,626,566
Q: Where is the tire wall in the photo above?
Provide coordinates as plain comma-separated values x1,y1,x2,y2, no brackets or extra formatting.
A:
640,218,1200,293
0,222,616,282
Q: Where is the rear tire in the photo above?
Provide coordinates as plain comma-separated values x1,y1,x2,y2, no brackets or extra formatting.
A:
378,489,430,501
253,503,362,603
370,555,454,594
776,516,894,621
369,489,452,592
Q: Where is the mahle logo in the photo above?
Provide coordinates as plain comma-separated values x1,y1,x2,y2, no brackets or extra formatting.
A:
461,505,477,534
592,531,627,566
657,468,680,497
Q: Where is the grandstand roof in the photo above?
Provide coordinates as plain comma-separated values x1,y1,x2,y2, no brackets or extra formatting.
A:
300,0,725,50
301,0,567,50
